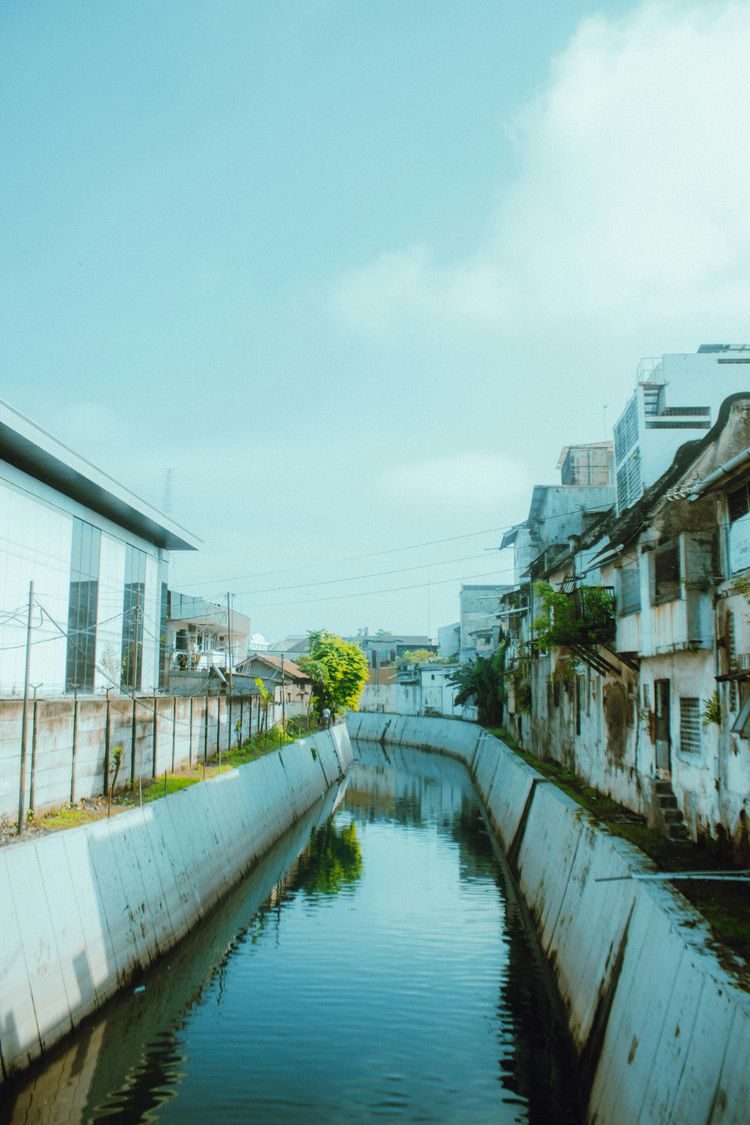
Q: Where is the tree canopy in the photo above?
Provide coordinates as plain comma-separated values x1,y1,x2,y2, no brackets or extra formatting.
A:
449,643,507,726
300,629,369,717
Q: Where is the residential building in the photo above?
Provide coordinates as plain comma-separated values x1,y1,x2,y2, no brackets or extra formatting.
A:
234,652,313,722
613,344,750,513
0,399,199,696
437,621,460,660
503,393,750,859
166,591,251,694
459,585,510,662
355,630,436,668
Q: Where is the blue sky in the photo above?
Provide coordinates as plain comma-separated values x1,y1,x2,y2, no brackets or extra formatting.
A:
3,1,750,641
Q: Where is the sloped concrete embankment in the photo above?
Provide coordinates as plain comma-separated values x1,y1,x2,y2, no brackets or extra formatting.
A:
348,712,750,1125
0,725,352,1083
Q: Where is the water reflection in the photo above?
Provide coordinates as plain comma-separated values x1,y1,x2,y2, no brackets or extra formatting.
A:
3,744,581,1124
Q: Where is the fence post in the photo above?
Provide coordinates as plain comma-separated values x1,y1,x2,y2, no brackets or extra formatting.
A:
152,693,158,779
172,695,177,773
29,688,41,817
130,695,137,790
188,694,193,767
70,686,79,805
204,695,209,764
103,688,112,796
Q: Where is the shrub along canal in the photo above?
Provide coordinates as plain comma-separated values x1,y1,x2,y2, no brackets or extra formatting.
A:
2,741,581,1124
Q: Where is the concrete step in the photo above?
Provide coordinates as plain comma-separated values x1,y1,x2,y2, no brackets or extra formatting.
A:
666,823,690,841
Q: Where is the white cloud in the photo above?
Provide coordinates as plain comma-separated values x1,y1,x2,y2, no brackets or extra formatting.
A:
334,1,750,334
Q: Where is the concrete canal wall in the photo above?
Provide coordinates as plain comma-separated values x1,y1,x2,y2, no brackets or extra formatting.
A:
348,712,750,1125
0,725,352,1083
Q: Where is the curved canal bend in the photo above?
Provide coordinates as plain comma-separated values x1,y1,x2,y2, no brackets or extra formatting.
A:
2,741,582,1124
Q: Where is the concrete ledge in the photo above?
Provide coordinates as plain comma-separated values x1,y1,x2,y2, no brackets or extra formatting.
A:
350,712,750,1125
0,727,352,1083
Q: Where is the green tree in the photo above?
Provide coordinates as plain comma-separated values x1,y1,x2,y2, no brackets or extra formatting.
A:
300,629,369,718
449,643,507,726
397,647,437,666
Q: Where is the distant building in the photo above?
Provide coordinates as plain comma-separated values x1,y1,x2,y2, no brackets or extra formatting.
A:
0,399,199,696
355,630,436,668
437,622,460,660
167,591,250,689
557,442,614,487
459,585,510,662
613,345,750,513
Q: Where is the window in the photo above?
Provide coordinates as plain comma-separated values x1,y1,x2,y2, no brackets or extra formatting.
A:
728,484,750,523
651,541,680,604
618,564,641,616
66,519,101,692
679,697,701,753
121,545,147,691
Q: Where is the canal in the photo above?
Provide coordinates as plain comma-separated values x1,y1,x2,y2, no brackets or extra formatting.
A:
2,742,581,1124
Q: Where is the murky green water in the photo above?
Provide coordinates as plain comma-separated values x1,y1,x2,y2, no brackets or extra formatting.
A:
2,742,581,1124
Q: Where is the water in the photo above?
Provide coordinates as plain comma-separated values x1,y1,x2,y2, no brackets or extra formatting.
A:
2,743,581,1124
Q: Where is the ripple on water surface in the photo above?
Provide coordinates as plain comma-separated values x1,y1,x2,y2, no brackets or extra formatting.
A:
3,742,581,1125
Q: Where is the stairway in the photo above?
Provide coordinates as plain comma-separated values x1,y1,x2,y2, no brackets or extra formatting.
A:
652,778,689,841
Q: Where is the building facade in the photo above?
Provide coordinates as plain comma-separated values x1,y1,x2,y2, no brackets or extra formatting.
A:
0,400,199,697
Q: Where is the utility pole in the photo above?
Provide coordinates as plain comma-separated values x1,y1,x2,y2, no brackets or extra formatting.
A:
280,653,286,734
17,581,34,834
130,599,141,790
226,591,232,757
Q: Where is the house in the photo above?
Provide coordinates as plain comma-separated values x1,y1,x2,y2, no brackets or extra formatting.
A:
395,660,470,720
234,651,313,722
0,399,199,696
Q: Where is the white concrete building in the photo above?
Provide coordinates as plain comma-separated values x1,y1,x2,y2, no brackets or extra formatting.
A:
0,400,199,696
613,344,750,512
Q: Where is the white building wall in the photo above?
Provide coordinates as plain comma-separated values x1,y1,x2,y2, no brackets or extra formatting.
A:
0,462,164,697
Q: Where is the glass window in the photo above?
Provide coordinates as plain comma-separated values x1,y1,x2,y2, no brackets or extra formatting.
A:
66,519,101,692
121,545,146,691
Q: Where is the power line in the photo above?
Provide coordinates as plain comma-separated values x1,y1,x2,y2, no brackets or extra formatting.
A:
231,551,494,597
250,567,513,610
175,525,511,589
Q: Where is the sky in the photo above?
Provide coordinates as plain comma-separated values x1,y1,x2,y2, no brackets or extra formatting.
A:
2,0,750,643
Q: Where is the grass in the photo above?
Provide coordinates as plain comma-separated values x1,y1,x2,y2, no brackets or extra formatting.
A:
486,725,750,980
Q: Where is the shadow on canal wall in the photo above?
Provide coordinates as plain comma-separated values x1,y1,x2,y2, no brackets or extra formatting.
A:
0,725,353,1085
349,713,750,1125
0,784,346,1124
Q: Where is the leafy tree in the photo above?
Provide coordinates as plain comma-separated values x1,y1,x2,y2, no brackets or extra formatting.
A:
449,643,507,726
299,629,369,718
397,648,437,666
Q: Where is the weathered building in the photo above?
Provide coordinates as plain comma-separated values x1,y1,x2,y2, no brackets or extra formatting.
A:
505,394,750,858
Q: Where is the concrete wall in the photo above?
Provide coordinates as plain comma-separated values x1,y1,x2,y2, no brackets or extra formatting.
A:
349,712,750,1125
0,723,353,1082
0,693,267,823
